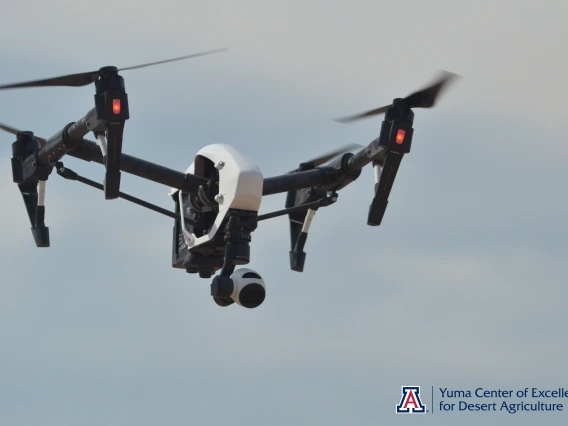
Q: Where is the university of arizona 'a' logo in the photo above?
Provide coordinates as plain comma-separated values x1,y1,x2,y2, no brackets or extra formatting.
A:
396,386,426,413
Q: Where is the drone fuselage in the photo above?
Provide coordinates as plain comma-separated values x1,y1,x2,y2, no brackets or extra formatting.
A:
170,144,263,278
2,61,457,309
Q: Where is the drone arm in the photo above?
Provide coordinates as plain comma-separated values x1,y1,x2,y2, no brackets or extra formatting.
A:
66,108,102,140
346,136,387,173
262,166,340,196
30,107,209,197
19,123,209,197
67,138,209,195
34,109,103,165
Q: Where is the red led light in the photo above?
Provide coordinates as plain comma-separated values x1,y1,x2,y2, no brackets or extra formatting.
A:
112,99,121,115
395,129,406,144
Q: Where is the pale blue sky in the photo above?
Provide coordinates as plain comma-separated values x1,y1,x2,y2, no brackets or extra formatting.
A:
0,1,566,425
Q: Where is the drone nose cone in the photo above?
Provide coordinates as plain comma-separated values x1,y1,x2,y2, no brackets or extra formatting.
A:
239,283,266,308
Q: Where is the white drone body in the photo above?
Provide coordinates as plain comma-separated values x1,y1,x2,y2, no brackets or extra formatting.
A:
169,143,264,250
1,54,457,311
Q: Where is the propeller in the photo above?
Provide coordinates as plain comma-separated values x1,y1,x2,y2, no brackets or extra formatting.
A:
0,122,46,145
289,143,363,173
334,70,459,124
0,48,228,90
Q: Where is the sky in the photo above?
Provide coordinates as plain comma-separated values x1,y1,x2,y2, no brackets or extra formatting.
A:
0,1,567,425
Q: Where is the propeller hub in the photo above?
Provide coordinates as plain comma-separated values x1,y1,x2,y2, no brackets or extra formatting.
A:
98,66,118,75
12,131,40,157
16,131,35,142
95,67,125,92
385,100,414,123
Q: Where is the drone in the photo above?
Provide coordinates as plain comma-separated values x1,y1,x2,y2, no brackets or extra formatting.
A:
0,49,458,309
